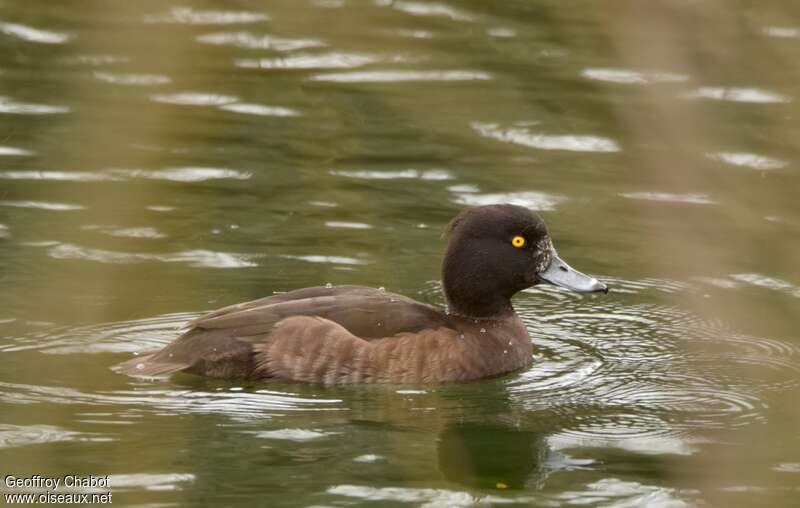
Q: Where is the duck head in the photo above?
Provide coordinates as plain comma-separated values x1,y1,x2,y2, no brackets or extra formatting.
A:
442,204,607,318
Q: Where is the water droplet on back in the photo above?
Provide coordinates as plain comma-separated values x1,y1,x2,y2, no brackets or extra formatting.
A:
325,282,333,289
136,363,144,370
378,286,385,292
480,328,486,333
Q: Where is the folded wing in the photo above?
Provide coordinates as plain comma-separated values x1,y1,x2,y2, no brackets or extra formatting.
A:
113,285,448,378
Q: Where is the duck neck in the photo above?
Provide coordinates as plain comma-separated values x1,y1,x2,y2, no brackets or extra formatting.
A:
441,272,516,320
444,294,514,320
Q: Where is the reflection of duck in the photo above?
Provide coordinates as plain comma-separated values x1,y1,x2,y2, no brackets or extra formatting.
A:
438,421,550,490
116,205,606,384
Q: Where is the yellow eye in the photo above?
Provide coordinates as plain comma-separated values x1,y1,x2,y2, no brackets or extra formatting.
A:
511,235,526,248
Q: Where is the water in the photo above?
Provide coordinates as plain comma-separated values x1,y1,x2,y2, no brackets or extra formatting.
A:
2,1,799,506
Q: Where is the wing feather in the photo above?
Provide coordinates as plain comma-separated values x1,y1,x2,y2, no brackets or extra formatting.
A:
114,285,448,379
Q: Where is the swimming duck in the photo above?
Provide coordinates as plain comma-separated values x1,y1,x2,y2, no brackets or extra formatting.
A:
115,205,607,384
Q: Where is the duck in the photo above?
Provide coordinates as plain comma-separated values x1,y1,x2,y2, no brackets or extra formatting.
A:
114,204,607,384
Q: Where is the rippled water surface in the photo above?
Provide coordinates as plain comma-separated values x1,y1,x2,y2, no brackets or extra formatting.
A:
2,1,799,507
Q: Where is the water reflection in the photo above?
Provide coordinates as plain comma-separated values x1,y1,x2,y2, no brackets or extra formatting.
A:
0,424,108,449
150,93,238,106
46,244,258,268
619,192,716,205
389,2,477,22
437,421,551,490
0,167,251,182
0,97,70,114
684,87,791,104
81,225,167,239
331,169,452,180
452,190,565,211
311,70,492,82
0,200,85,210
94,72,172,86
219,103,299,117
0,146,33,156
107,473,195,492
0,21,71,44
706,152,787,171
472,122,621,153
730,273,800,299
196,32,324,51
237,52,377,70
764,27,800,38
581,68,688,85
143,7,269,25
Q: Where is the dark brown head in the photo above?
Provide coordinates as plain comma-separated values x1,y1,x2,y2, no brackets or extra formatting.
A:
441,205,606,318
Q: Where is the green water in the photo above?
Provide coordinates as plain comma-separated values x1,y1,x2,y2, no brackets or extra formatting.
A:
2,1,799,506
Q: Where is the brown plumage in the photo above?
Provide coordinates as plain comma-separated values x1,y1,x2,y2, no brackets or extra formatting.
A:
114,205,607,384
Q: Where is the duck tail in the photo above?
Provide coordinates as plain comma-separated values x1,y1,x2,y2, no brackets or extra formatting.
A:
112,353,189,377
